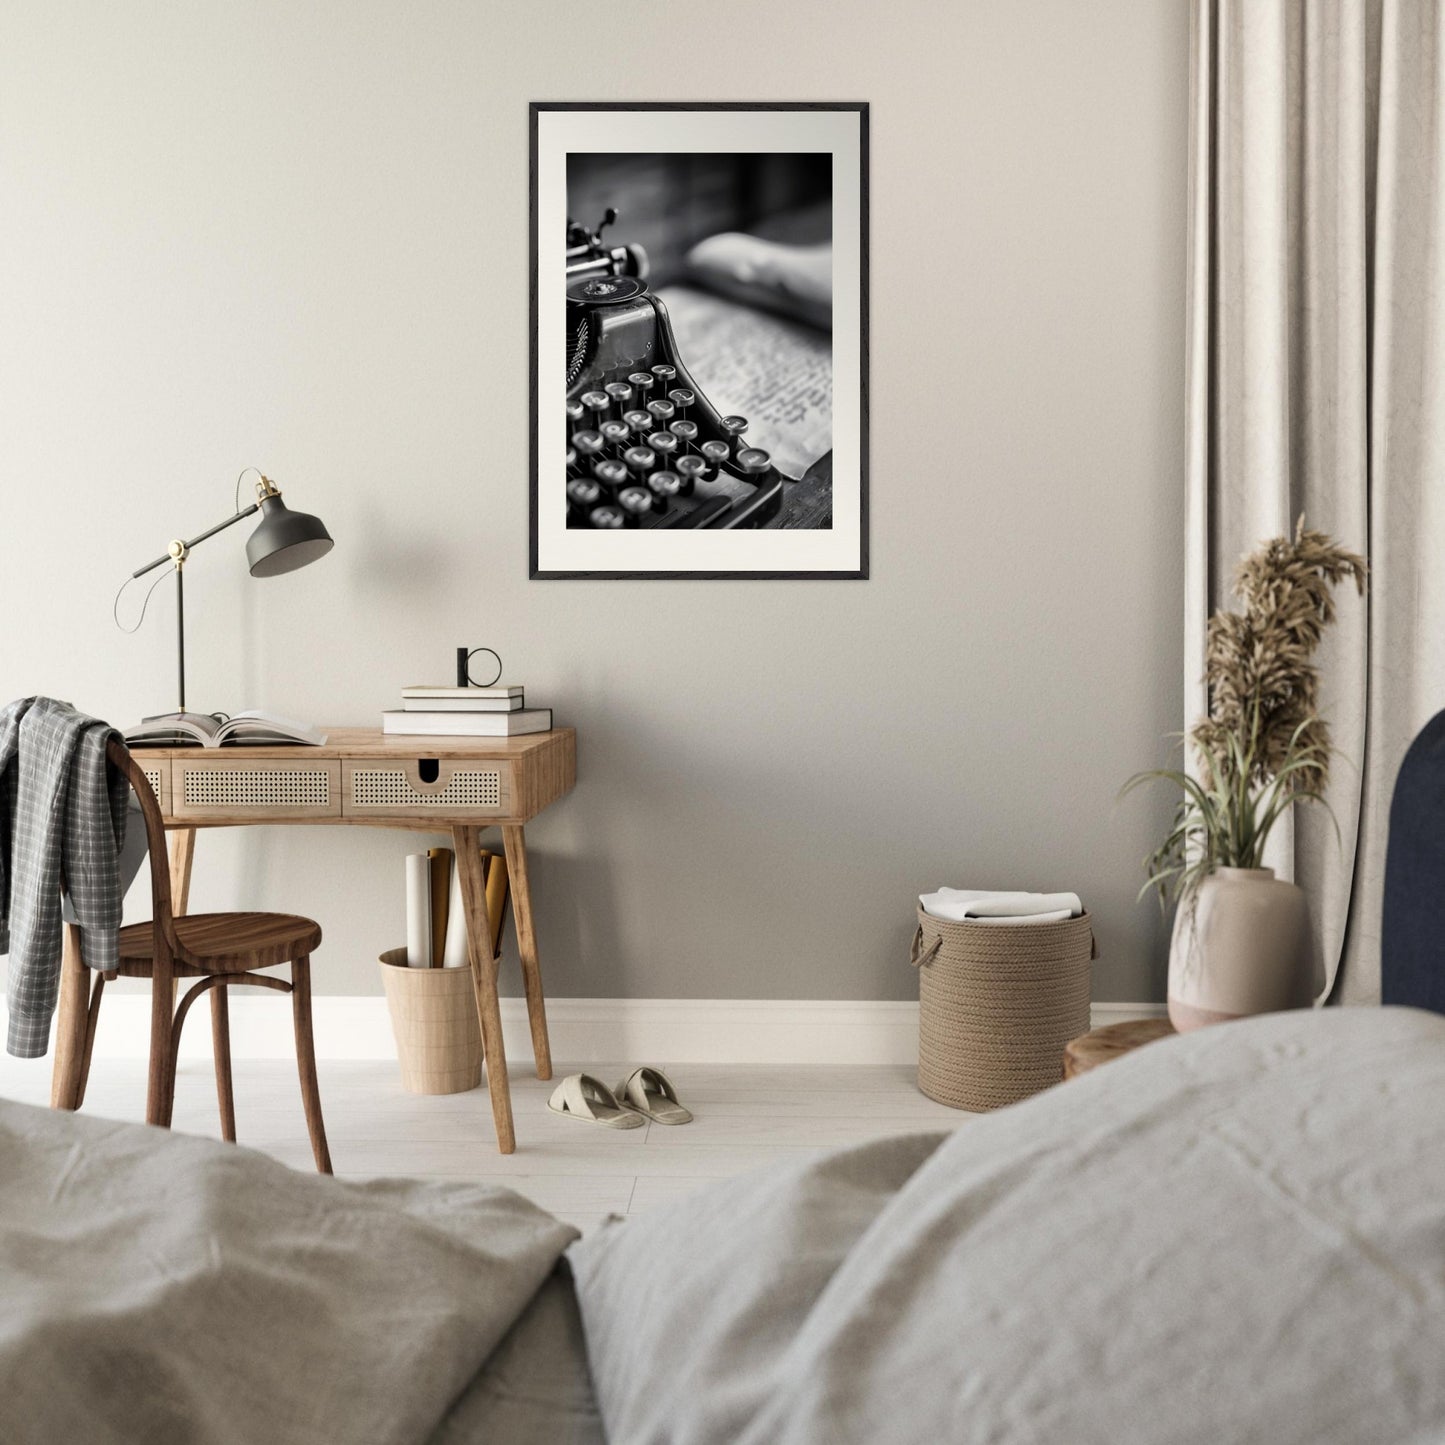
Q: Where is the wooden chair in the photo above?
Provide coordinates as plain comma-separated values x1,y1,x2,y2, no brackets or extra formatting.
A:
51,738,331,1173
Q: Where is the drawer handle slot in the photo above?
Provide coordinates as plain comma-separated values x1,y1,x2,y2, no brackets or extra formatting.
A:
418,758,441,784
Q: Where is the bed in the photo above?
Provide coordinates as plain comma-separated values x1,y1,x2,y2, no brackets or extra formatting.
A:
4,1006,1444,1443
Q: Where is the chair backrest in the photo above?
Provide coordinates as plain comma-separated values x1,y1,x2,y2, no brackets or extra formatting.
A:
1382,710,1445,1014
105,737,183,962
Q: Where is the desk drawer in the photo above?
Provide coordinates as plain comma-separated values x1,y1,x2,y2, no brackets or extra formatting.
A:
343,759,513,817
134,759,171,815
173,759,342,818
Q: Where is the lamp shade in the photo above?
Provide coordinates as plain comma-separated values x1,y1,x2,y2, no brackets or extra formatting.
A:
246,494,334,577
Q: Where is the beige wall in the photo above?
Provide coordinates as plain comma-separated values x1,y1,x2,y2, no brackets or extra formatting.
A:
0,0,1188,1001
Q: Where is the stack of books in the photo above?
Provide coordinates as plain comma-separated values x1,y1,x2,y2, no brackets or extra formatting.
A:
382,684,553,737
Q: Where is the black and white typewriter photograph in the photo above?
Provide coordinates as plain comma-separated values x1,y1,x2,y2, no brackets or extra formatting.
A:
531,103,867,579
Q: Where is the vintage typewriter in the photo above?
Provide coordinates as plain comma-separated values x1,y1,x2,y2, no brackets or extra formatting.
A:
564,209,788,529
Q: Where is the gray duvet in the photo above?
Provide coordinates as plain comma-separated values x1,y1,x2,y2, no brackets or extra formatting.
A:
4,1007,1445,1443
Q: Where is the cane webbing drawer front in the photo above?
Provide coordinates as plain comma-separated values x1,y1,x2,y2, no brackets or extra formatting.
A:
173,759,342,818
136,761,170,815
343,759,513,817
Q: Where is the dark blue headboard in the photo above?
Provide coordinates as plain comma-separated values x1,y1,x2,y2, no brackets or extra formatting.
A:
1383,709,1445,1014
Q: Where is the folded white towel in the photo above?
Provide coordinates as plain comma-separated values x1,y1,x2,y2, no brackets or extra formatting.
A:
918,889,1083,924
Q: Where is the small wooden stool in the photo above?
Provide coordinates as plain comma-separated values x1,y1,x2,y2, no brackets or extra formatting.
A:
1062,1018,1175,1079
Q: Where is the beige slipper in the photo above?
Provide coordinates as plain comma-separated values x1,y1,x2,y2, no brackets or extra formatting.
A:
615,1066,693,1125
548,1074,645,1129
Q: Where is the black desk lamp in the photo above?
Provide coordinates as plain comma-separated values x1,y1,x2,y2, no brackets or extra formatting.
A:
120,470,334,723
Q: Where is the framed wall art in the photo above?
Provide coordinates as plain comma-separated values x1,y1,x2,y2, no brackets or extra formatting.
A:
530,102,869,579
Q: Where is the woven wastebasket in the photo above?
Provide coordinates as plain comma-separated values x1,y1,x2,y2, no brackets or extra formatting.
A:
910,909,1094,1110
379,949,482,1095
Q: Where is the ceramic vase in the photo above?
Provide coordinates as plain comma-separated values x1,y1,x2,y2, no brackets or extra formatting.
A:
1167,867,1313,1031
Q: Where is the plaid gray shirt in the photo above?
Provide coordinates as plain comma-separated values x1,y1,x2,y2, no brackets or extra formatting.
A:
1,698,128,1058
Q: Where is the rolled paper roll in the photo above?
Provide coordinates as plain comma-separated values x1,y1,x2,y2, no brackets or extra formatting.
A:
647,430,679,460
593,458,628,488
622,445,657,476
589,504,625,529
617,486,653,522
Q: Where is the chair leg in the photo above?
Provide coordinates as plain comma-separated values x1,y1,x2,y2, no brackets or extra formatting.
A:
146,960,177,1128
211,986,236,1143
50,924,89,1109
290,955,332,1174
74,972,107,1111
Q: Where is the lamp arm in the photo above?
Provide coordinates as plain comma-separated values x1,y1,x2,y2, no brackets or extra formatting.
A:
130,502,261,579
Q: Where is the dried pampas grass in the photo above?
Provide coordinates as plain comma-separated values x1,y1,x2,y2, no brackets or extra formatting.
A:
1124,517,1366,904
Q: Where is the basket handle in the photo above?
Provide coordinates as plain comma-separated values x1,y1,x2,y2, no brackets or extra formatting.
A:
909,926,942,969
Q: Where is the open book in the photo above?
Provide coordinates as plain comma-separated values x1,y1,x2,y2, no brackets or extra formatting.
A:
124,710,327,748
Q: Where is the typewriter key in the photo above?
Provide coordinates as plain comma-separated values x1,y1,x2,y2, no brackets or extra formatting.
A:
646,399,675,427
650,363,677,388
668,388,694,417
618,486,653,523
604,381,632,416
699,439,730,478
599,419,630,454
567,478,602,520
669,419,698,451
647,431,679,461
628,372,656,400
736,446,772,477
572,429,605,460
588,505,625,529
581,391,610,424
721,415,749,441
649,471,682,507
565,400,585,424
592,458,628,489
674,454,707,495
566,445,578,474
622,409,652,437
622,445,657,477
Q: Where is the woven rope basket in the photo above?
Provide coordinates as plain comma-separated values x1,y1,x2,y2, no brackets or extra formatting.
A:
911,908,1095,1111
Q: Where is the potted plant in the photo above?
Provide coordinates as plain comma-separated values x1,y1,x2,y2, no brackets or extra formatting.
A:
1125,519,1366,1030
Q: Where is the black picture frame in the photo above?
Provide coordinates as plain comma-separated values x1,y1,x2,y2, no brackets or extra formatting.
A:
529,101,869,580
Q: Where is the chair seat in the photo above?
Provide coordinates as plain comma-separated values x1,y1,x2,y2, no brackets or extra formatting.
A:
117,912,322,972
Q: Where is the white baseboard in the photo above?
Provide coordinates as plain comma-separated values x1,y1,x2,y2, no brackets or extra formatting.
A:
22,996,1167,1067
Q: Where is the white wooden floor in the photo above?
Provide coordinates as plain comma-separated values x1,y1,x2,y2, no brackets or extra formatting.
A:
0,1055,971,1232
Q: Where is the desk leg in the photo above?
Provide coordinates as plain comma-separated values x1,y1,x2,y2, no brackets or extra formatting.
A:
455,826,516,1154
50,924,88,1109
501,825,552,1082
169,828,195,914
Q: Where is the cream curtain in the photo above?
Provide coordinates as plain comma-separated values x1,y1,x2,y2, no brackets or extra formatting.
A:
1186,0,1445,1004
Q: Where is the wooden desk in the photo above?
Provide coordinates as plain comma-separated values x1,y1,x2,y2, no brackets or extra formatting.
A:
53,727,577,1154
